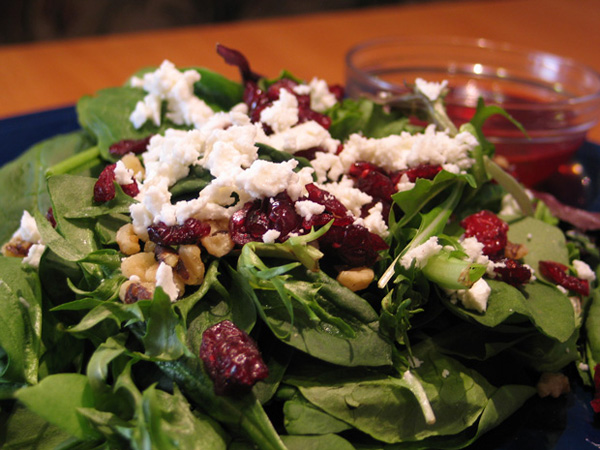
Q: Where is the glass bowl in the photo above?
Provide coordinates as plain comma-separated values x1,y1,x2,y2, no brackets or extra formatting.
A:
345,37,600,186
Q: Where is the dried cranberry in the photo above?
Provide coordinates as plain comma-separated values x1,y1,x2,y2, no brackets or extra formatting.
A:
328,84,345,102
266,79,299,100
46,208,56,228
539,260,589,296
94,164,118,202
305,183,353,226
200,320,269,395
319,223,388,267
493,258,532,286
93,164,140,203
108,135,152,156
268,193,303,237
216,44,261,83
294,146,326,161
349,162,397,201
460,210,509,257
395,164,443,183
147,218,211,246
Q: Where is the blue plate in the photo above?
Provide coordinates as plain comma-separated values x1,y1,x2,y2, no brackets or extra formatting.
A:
1,106,600,449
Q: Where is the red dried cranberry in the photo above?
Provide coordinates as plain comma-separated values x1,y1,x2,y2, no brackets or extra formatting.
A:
298,109,331,129
319,223,388,267
230,200,261,245
94,164,117,202
538,260,589,296
349,162,397,201
460,210,509,257
200,320,269,396
147,218,210,246
108,135,152,156
294,146,326,161
305,183,353,226
216,44,261,83
493,258,532,286
93,164,140,203
266,79,299,100
268,193,302,237
328,84,345,102
46,208,56,228
395,164,443,183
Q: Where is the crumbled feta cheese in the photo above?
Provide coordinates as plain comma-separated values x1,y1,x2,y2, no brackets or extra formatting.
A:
114,160,135,185
155,262,179,302
12,210,42,243
307,77,338,112
396,173,415,193
455,278,491,313
262,229,281,243
409,356,423,368
573,259,596,281
295,200,326,220
235,159,307,200
259,120,339,156
23,244,46,268
415,78,448,102
400,237,442,269
260,89,299,133
357,202,389,238
316,177,372,218
129,60,213,129
442,369,450,378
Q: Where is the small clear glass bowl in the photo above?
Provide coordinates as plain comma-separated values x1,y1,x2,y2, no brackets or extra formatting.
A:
345,37,600,186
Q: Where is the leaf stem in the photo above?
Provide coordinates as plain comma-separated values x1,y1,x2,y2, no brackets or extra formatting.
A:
45,146,101,177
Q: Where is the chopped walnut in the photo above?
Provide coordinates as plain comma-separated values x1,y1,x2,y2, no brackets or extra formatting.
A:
120,153,145,180
537,372,570,398
154,244,179,267
119,279,154,304
336,267,375,292
505,242,528,260
121,252,158,282
1,237,32,258
116,223,141,255
201,219,234,257
177,245,205,285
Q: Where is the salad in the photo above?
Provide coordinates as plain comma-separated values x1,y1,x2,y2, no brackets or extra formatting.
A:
1,44,599,450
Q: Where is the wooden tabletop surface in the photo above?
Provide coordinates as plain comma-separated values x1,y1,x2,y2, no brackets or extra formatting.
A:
1,0,599,141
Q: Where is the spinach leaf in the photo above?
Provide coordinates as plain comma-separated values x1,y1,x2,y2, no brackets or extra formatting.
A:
15,373,101,440
0,131,95,244
0,258,42,385
0,403,75,450
283,395,352,435
281,434,357,450
286,341,496,443
76,87,179,159
192,67,244,111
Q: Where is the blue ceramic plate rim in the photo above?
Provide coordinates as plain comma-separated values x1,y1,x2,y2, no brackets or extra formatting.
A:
1,105,600,449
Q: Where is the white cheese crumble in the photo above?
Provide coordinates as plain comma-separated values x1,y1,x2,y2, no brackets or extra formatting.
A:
415,78,448,102
262,229,281,243
316,177,372,218
442,369,450,378
573,259,596,282
129,60,214,129
13,210,42,243
355,202,389,238
259,88,299,133
400,237,442,269
455,278,491,313
306,78,338,112
155,262,179,302
259,120,339,156
295,200,326,220
114,160,135,185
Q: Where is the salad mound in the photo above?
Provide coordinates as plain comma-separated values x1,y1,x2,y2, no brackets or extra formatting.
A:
1,44,599,450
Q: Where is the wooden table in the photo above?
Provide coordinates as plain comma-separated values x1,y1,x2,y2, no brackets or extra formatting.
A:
1,0,599,141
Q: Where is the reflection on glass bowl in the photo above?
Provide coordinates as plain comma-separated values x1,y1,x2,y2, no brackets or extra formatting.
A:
345,37,600,186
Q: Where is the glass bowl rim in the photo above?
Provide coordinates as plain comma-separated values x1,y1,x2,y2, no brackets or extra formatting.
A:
345,35,600,108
